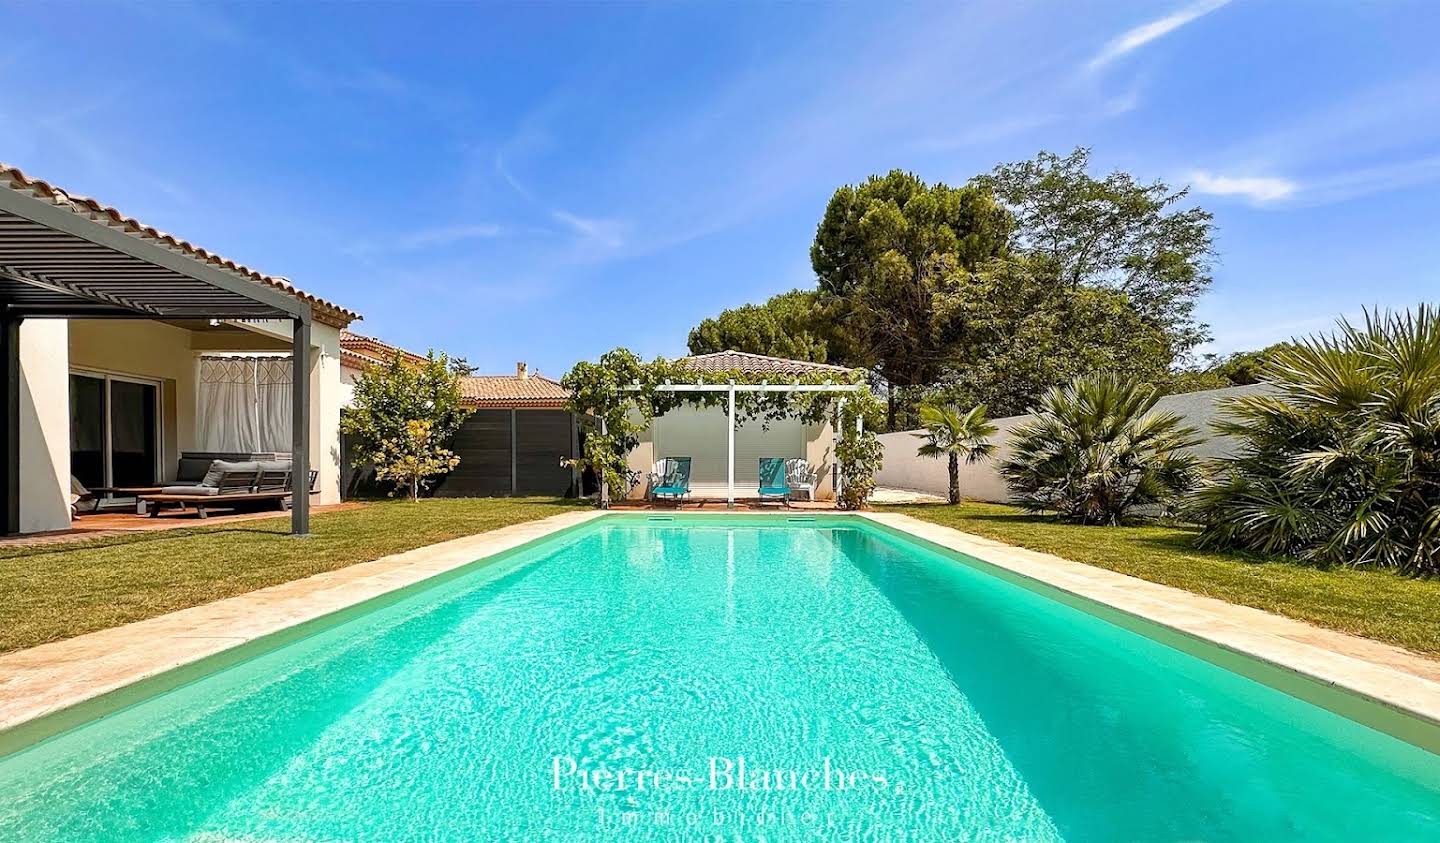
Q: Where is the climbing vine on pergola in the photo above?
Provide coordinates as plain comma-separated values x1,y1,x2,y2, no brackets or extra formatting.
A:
562,348,884,509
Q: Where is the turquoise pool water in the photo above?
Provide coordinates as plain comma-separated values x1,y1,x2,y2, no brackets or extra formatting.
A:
1,517,1438,841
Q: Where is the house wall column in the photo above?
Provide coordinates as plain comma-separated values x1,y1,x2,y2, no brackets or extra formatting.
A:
307,322,343,505
17,319,71,533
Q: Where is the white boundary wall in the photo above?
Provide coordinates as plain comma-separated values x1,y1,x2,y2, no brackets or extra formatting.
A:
876,384,1272,503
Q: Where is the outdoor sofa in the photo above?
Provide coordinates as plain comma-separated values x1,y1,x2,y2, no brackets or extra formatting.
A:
139,459,318,519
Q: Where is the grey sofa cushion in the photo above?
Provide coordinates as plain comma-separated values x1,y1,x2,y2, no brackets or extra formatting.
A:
159,485,220,496
179,451,261,482
177,457,213,484
202,460,260,487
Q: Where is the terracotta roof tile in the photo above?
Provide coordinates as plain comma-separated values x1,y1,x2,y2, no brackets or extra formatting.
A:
339,330,428,368
1,162,360,327
460,375,570,408
677,350,857,377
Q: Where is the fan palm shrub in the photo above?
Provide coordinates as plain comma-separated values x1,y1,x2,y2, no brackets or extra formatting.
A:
1190,306,1440,572
913,402,998,503
1002,375,1201,524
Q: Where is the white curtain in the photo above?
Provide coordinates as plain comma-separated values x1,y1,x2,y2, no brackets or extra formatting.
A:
254,358,293,452
197,356,292,452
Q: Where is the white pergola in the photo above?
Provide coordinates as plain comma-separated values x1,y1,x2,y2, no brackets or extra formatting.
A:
614,379,866,508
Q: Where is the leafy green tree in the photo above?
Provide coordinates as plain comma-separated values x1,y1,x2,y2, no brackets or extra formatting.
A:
373,420,461,501
811,169,1013,429
836,394,886,510
1002,375,1201,524
1190,307,1440,572
686,289,832,362
341,351,470,497
913,402,997,503
979,147,1215,357
1165,342,1295,394
929,257,1172,416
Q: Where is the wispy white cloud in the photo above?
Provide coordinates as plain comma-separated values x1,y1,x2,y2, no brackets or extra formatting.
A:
551,210,628,251
494,150,538,204
492,135,631,257
395,223,504,249
1088,0,1232,71
1301,154,1440,205
1190,170,1298,203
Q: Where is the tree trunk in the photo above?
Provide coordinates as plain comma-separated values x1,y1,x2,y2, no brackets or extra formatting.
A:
948,452,960,504
887,384,897,432
410,476,419,502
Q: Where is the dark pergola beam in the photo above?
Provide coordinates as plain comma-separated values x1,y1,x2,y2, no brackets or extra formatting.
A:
291,314,311,536
0,192,306,319
2,309,18,535
8,308,285,320
0,264,162,316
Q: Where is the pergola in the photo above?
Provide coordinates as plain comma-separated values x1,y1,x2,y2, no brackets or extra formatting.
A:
615,379,867,508
0,167,319,535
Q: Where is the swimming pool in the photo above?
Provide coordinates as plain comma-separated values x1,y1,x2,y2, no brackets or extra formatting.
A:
1,516,1437,840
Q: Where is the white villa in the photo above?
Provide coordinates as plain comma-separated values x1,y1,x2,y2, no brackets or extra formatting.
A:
1,164,361,535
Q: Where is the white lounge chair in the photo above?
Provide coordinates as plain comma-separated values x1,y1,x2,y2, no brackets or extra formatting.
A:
785,458,818,501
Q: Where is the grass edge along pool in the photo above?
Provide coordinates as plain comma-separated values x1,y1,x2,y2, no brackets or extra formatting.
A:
0,515,604,758
2,512,1438,763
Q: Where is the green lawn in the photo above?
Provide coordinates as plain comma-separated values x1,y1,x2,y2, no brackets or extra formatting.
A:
7,497,1437,662
882,502,1440,657
0,497,588,655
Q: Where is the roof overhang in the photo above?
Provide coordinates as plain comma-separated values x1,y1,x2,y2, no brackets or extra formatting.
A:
461,398,571,409
0,168,357,326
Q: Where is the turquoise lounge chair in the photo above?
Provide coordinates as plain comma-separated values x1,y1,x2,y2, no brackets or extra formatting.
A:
651,457,692,506
758,457,791,506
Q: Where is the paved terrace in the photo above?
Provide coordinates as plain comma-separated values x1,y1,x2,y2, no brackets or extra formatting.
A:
0,503,363,549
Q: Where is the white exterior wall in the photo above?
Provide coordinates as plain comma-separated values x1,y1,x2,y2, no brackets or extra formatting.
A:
13,316,348,532
875,384,1273,503
18,320,71,533
875,415,1029,503
310,322,343,504
339,361,361,407
624,405,836,500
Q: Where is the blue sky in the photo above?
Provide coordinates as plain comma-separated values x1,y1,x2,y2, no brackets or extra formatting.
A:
3,1,1438,376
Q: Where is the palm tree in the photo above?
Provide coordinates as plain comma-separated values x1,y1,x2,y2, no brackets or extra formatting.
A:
914,402,998,504
1002,375,1201,525
1191,305,1440,572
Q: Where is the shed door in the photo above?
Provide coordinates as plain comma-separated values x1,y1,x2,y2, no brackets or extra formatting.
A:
653,406,803,498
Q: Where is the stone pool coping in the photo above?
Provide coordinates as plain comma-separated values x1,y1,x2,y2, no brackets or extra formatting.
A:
1,508,1437,751
857,511,1440,732
0,509,607,739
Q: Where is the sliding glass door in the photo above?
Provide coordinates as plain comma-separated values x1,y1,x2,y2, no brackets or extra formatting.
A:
69,372,160,489
69,374,106,489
